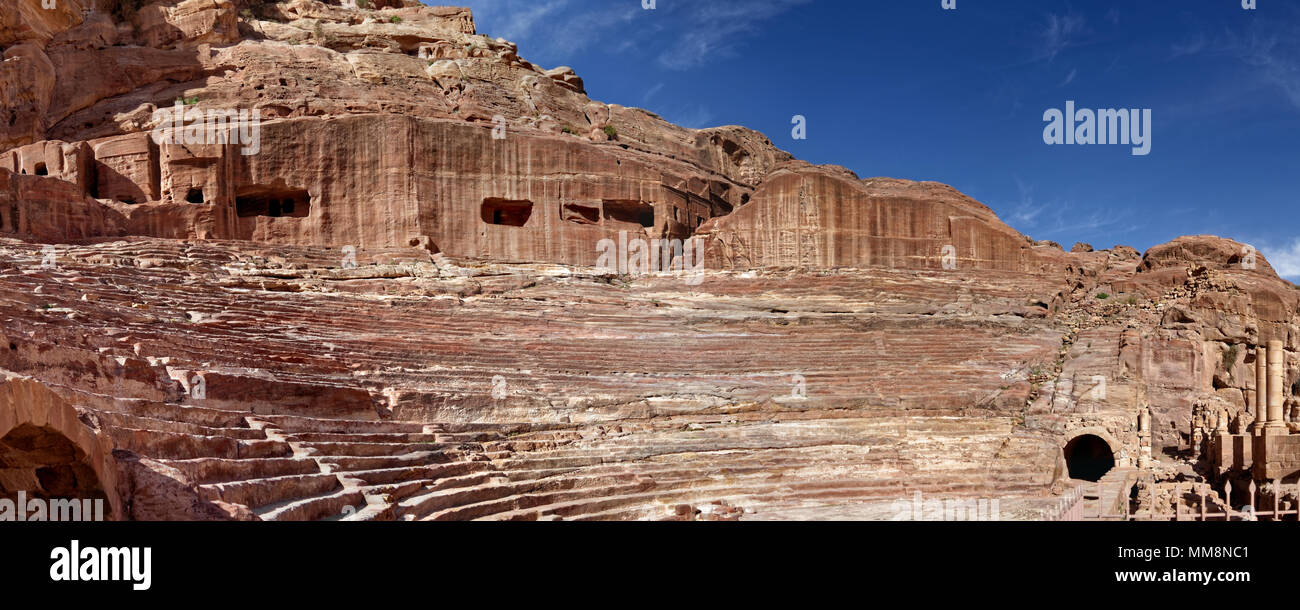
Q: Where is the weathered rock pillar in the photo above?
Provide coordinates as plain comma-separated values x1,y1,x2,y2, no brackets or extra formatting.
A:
1253,344,1269,435
1267,339,1287,435
1138,407,1152,468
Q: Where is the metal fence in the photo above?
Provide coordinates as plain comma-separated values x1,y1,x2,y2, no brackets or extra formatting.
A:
1051,476,1298,521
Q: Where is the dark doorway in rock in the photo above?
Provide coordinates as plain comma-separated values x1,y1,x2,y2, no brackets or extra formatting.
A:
235,186,311,218
185,187,204,204
34,163,47,176
561,202,600,225
602,199,655,228
0,424,107,507
481,198,533,227
1064,434,1114,482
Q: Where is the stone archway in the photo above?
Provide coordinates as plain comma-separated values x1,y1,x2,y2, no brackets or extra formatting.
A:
1063,433,1116,482
0,375,122,520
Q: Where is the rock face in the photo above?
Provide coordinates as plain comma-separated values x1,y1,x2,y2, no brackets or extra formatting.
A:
700,166,1065,272
1,0,1298,520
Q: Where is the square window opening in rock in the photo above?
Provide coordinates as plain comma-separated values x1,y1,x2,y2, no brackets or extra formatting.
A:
602,199,655,228
481,198,534,227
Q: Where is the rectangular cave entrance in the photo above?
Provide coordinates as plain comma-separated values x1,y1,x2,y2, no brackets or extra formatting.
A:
235,186,311,218
602,199,655,228
561,202,600,225
481,198,534,227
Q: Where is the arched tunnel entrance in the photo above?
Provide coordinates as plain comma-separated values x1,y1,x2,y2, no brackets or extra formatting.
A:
0,423,109,511
1063,434,1115,482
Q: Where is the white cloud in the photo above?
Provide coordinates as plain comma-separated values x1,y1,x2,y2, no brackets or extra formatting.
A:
655,0,812,71
1262,239,1300,280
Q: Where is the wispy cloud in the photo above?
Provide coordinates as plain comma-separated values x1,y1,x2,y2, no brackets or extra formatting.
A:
472,0,571,43
654,0,812,70
457,0,807,71
1165,14,1300,112
664,104,715,129
1170,32,1207,58
1005,176,1044,226
643,82,665,106
458,0,642,62
1000,176,1133,244
1059,68,1078,86
1231,31,1300,110
1034,12,1087,62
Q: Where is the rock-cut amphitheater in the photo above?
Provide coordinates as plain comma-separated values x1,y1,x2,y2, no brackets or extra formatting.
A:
2,0,1297,521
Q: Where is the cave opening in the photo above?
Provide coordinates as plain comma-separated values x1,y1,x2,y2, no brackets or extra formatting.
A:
1063,434,1115,482
481,198,533,227
561,202,600,225
602,199,655,228
185,187,204,204
0,423,108,512
235,186,311,218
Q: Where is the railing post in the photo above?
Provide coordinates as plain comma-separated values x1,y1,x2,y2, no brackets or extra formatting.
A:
1225,480,1233,521
1274,479,1280,520
1149,477,1157,521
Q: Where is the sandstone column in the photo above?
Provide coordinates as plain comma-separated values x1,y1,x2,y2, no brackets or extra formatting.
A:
1267,339,1286,434
1254,345,1269,434
1138,408,1152,468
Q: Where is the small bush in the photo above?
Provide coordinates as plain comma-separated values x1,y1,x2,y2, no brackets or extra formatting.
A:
390,16,403,23
1222,344,1241,373
1096,292,1109,300
603,125,618,140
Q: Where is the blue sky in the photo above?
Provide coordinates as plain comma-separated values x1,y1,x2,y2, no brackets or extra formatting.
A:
432,0,1300,279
